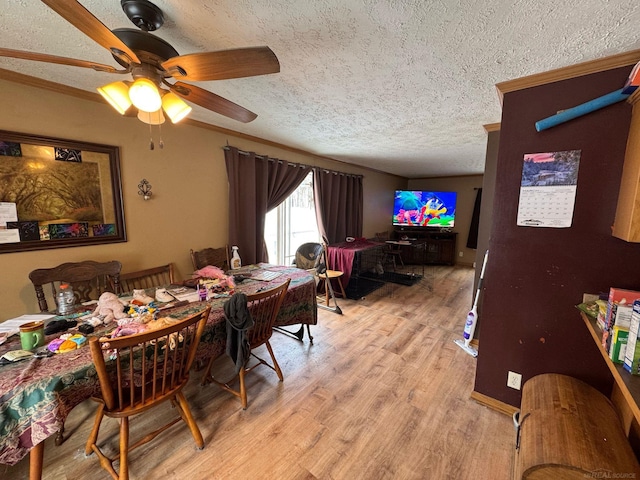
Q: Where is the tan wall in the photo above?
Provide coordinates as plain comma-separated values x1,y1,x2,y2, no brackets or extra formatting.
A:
407,175,484,266
0,79,404,321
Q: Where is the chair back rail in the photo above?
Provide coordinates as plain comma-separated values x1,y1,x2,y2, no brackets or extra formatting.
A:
119,264,175,291
89,306,210,414
29,260,122,312
247,279,291,348
190,246,230,271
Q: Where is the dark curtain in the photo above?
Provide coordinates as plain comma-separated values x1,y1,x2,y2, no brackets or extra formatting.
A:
313,168,363,245
466,188,482,249
225,146,309,264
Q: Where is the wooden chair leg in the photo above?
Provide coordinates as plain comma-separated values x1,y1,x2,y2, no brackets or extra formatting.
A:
324,278,330,305
200,355,215,385
119,417,129,480
337,278,346,299
175,392,204,449
239,368,248,409
265,340,283,381
54,425,65,446
85,403,104,456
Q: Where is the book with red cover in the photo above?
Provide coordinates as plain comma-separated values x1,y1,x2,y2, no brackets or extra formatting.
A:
602,288,640,348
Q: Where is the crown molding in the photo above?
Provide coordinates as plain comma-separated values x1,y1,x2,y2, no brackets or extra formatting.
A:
495,49,640,105
0,68,404,179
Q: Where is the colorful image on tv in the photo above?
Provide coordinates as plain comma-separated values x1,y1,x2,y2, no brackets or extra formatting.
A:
393,190,457,227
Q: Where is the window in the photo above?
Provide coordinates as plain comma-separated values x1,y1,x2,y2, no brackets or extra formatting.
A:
265,171,320,265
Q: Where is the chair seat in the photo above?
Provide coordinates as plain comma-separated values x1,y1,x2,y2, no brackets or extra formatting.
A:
318,270,346,303
318,270,343,279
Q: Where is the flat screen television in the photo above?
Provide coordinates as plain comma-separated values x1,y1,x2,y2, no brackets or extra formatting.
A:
393,190,457,228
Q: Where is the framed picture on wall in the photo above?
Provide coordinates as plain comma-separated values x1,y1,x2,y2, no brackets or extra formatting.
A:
0,130,126,253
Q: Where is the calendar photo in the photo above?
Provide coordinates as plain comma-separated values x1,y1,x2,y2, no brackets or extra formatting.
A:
517,150,581,228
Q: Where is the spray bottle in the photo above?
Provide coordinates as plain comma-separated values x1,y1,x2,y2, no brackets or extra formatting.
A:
231,246,242,270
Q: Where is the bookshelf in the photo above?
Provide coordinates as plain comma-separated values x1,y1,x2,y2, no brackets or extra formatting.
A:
580,311,640,451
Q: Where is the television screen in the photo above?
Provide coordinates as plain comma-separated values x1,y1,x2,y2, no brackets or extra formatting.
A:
393,190,457,227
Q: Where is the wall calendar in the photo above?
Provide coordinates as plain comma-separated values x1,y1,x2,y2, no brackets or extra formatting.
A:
516,150,581,228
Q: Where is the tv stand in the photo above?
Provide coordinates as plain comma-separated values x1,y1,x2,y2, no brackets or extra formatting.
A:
392,228,457,265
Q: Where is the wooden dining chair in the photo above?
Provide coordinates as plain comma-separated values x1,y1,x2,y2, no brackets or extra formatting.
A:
85,306,211,480
119,263,175,291
28,260,122,313
201,279,291,409
190,246,230,271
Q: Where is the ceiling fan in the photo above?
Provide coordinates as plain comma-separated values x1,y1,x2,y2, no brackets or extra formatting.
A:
0,0,280,126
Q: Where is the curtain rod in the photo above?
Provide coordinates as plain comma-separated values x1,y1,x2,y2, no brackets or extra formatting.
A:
223,145,362,178
222,146,307,168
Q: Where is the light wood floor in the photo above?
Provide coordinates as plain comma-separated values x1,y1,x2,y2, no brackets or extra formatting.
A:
2,265,514,480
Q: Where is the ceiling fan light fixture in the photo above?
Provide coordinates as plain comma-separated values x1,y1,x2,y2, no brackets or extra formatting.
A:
162,92,192,123
137,108,165,125
97,81,132,115
129,77,162,112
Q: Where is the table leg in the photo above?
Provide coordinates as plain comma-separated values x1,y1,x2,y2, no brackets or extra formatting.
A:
30,441,44,480
273,325,305,341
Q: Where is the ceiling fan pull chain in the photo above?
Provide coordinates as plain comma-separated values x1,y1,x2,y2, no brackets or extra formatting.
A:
149,122,154,150
158,124,164,149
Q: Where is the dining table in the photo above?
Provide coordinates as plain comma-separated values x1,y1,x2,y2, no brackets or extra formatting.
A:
0,263,316,479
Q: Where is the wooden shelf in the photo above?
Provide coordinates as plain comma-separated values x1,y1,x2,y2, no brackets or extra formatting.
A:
580,311,640,432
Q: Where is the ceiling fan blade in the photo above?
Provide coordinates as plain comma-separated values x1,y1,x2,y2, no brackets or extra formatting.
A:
41,0,140,65
162,47,279,82
0,48,119,73
171,82,257,123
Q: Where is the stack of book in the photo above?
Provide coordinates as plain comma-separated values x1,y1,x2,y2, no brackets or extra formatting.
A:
601,288,640,365
625,299,640,374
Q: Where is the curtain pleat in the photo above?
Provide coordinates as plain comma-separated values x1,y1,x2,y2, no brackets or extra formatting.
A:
225,146,308,264
314,169,363,245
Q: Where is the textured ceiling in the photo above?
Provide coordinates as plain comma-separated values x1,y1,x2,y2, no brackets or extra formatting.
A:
1,0,639,178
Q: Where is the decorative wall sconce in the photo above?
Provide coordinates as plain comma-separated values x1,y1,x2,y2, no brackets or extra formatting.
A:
138,179,153,200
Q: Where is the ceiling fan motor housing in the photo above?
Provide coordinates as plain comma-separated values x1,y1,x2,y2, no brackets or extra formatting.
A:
111,28,179,71
121,0,164,32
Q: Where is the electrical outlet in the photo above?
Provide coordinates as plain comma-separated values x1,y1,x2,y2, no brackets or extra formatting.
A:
459,251,463,257
507,371,522,390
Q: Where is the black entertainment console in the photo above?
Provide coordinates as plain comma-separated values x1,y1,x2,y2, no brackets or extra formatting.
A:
392,228,457,265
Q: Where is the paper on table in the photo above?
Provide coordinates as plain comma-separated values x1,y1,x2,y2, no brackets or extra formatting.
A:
168,287,200,303
0,314,57,336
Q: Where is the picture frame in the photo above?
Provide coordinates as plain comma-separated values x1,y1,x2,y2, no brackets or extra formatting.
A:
0,130,126,253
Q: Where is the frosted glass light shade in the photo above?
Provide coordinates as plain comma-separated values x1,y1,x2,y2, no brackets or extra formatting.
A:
97,81,132,114
137,109,165,125
128,78,162,112
162,92,192,123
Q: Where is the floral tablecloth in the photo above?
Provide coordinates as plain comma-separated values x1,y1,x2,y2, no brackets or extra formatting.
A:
0,264,316,465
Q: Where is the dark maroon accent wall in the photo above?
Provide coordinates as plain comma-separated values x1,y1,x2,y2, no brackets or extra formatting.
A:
474,66,640,406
